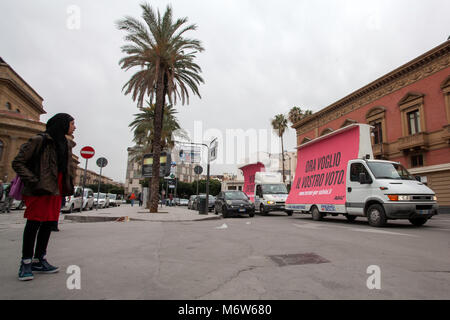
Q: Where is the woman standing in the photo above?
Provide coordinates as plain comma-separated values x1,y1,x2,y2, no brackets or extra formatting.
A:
12,113,76,281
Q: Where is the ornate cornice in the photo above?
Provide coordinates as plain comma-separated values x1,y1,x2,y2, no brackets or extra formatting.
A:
293,40,450,135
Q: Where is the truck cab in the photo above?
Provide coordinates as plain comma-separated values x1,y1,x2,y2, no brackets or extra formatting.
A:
254,172,292,215
345,159,438,226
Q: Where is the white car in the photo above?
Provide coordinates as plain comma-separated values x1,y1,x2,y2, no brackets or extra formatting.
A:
61,186,83,213
11,199,26,210
82,188,95,211
107,193,118,207
94,192,109,209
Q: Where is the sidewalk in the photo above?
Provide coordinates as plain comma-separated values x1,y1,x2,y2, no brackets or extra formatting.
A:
63,204,222,223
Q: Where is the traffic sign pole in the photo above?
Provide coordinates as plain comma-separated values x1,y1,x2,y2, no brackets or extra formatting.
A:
82,158,88,208
95,157,108,211
80,146,95,211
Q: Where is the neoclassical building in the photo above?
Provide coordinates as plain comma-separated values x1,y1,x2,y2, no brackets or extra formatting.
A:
0,57,124,188
0,57,48,182
292,40,450,209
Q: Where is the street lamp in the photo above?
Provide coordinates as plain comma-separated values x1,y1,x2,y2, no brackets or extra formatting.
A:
283,151,292,187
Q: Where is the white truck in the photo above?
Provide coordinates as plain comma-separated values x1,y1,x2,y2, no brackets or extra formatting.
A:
286,123,438,227
254,172,292,216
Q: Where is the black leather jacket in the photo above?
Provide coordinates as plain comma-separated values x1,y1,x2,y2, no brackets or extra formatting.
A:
12,133,75,197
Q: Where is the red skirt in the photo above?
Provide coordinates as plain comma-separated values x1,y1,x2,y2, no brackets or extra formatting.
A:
23,173,63,222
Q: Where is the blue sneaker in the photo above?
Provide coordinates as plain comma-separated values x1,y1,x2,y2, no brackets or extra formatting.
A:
32,258,59,274
18,260,34,281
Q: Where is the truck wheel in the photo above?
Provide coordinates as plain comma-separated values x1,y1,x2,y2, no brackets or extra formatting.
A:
286,210,293,216
311,206,323,221
367,204,387,227
346,215,357,222
409,217,428,226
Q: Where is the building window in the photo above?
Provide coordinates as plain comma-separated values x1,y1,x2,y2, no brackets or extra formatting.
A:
398,92,426,137
411,154,424,167
407,110,421,135
320,128,333,136
370,121,383,145
0,140,3,160
5,102,12,110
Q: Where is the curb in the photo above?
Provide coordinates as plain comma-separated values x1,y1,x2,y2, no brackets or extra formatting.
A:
64,214,222,223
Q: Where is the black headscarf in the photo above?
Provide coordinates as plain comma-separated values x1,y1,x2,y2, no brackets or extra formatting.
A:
45,113,74,173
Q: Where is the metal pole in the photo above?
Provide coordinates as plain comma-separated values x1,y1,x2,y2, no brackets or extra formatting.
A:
82,158,88,211
96,166,102,211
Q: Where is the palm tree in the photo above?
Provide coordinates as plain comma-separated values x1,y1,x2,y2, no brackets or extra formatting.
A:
288,106,313,125
117,3,204,212
128,103,185,164
271,114,288,183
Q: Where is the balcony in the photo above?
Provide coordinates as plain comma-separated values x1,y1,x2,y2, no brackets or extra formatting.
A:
398,132,429,152
372,143,389,158
442,124,450,144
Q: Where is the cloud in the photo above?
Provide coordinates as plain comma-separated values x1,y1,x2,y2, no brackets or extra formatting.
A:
1,0,449,181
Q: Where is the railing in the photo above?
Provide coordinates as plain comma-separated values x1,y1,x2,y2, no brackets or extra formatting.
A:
398,132,429,151
442,124,450,143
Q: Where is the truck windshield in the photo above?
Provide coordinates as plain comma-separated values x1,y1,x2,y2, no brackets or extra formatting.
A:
367,162,414,180
262,184,288,194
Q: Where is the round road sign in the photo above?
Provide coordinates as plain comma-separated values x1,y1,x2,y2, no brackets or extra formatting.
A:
96,157,108,168
194,165,203,175
80,146,95,159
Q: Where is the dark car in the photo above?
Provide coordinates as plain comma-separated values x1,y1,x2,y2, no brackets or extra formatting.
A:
214,190,255,218
188,195,197,210
193,194,216,212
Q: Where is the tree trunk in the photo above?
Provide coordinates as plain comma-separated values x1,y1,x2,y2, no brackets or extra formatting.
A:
280,131,285,183
149,71,166,213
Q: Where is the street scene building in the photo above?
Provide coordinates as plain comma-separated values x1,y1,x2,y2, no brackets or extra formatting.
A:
0,57,47,182
0,57,122,187
292,40,450,209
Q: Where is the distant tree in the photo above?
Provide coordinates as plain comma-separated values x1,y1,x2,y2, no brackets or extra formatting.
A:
128,103,186,164
288,106,313,125
271,114,288,183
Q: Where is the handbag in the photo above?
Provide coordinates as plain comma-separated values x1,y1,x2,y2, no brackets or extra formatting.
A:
9,175,24,200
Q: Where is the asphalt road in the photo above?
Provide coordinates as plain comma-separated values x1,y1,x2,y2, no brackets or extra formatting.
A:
0,207,449,299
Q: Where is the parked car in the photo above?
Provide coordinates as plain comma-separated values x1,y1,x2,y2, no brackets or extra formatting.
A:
116,194,122,206
94,192,108,209
11,199,26,210
193,194,216,212
108,193,118,207
179,198,189,206
61,186,83,213
188,195,197,210
82,188,95,211
214,190,255,218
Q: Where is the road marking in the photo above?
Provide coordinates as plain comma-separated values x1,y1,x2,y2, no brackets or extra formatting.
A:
293,223,324,230
293,223,418,237
347,228,418,237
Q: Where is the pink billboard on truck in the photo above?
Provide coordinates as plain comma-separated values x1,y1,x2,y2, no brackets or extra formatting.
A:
286,125,362,206
239,162,265,202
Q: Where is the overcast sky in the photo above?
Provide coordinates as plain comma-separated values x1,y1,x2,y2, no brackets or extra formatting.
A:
1,0,449,182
